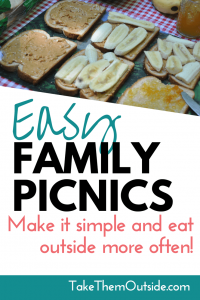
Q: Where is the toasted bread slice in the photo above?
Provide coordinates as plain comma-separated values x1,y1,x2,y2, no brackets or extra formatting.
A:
44,0,106,40
117,76,195,114
144,41,200,89
55,49,135,102
0,29,77,85
92,21,159,61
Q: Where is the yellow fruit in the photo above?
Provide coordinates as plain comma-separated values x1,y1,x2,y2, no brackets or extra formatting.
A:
152,0,181,15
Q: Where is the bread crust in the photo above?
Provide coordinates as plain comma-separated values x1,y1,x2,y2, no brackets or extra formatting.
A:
44,0,106,40
55,49,135,102
55,79,79,96
55,49,91,96
117,76,195,114
144,41,200,89
92,22,160,61
0,29,77,85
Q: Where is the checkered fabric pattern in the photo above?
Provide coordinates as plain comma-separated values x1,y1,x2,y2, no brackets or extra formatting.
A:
86,0,199,41
0,0,199,89
0,76,30,89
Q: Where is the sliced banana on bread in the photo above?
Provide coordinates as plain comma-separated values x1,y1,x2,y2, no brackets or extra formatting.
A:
75,59,110,89
55,56,88,84
115,27,148,56
193,42,200,62
166,56,183,75
157,38,173,59
104,24,130,50
55,47,134,102
144,37,200,90
175,62,200,85
89,60,129,92
103,52,117,62
166,35,195,48
144,51,163,72
91,23,112,43
108,11,155,32
172,43,195,65
85,44,98,63
91,15,159,62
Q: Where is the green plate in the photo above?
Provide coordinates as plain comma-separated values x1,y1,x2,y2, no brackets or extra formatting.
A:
0,10,199,115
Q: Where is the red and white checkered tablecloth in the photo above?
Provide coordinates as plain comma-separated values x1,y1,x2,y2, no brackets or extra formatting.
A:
0,77,30,89
0,0,198,89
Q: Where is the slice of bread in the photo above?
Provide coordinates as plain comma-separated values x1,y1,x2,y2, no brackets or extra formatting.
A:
0,29,77,85
144,41,200,89
44,0,106,40
92,22,160,61
55,49,135,102
117,76,195,114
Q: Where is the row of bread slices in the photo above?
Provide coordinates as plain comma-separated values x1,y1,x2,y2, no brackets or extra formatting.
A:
91,11,155,56
55,44,128,93
144,35,200,85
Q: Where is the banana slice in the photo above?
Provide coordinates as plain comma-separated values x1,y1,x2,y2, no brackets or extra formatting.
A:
104,24,129,50
166,56,183,75
103,52,117,62
144,51,163,72
108,11,155,32
193,42,200,62
85,44,98,63
91,23,113,43
89,59,128,92
157,38,173,59
166,35,195,48
75,59,110,89
55,56,88,84
115,27,147,56
175,61,200,84
173,43,195,65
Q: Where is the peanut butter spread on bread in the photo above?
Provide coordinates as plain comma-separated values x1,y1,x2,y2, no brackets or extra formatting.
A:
124,79,186,112
49,1,103,33
2,31,69,78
